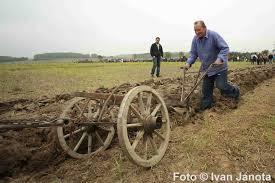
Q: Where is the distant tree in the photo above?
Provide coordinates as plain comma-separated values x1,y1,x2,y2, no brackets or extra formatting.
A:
165,52,172,59
97,55,103,61
91,54,98,58
132,54,137,60
0,56,28,62
179,51,184,58
33,52,90,60
261,50,269,55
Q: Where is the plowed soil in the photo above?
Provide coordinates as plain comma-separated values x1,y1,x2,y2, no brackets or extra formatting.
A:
0,65,275,182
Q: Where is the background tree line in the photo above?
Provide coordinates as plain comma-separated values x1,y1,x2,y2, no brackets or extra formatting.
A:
0,56,28,63
33,52,92,60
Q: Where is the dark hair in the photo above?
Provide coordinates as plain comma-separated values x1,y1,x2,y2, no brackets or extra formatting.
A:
194,20,206,28
156,37,160,40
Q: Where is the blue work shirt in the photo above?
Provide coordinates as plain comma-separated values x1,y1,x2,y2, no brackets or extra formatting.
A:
187,29,229,76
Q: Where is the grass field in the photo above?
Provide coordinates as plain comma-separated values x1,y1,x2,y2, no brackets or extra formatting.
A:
0,61,252,101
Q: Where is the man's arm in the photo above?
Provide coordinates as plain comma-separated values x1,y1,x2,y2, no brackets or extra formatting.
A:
214,32,229,62
187,37,198,65
160,45,163,57
150,44,154,57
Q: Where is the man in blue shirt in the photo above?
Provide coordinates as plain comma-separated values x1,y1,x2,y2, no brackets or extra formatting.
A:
184,20,240,110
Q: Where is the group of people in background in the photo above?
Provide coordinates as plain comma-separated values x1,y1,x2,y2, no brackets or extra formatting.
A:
250,53,274,65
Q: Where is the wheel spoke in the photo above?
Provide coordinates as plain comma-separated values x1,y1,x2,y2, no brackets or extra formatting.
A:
130,104,143,120
88,102,93,118
73,132,87,152
95,131,104,146
88,134,92,154
127,123,143,128
64,127,86,139
148,135,158,155
75,104,82,113
83,112,89,118
153,131,165,141
110,110,116,122
93,108,100,118
132,130,144,150
146,93,152,114
143,135,148,160
138,92,145,114
151,103,162,116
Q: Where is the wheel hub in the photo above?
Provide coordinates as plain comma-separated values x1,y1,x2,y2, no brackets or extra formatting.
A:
143,115,162,133
86,124,96,134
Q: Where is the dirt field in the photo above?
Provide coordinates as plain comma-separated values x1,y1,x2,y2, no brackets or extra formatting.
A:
0,64,274,183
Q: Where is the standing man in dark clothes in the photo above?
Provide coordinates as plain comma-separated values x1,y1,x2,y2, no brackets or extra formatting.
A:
150,37,163,77
268,53,273,64
183,20,240,111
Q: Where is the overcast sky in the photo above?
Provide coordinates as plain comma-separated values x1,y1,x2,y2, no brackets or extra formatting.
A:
0,0,275,57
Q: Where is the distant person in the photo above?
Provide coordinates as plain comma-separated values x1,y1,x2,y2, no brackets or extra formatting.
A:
250,54,258,65
183,20,240,111
257,53,263,65
263,55,268,64
150,37,163,77
268,54,273,64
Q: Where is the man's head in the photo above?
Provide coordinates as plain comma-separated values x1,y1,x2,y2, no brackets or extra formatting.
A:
155,37,160,44
194,20,207,39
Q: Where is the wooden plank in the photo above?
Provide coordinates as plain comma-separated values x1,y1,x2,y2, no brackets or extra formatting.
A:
0,120,64,130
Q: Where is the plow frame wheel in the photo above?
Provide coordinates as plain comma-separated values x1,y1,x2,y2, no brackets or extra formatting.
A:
117,86,170,167
57,97,115,159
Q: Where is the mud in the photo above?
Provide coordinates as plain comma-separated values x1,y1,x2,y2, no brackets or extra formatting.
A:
0,65,274,180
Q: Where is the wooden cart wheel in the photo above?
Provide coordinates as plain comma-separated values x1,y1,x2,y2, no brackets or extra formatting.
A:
117,86,170,167
57,97,115,159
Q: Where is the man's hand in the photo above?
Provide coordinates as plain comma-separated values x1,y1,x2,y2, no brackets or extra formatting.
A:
181,63,191,70
213,58,223,65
